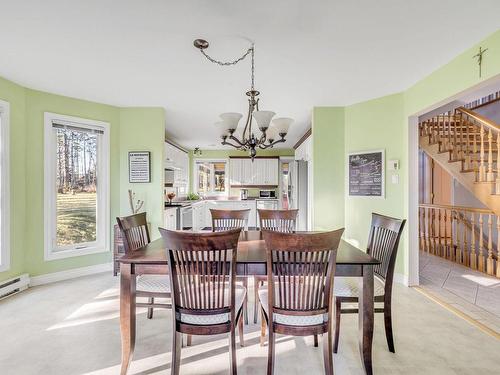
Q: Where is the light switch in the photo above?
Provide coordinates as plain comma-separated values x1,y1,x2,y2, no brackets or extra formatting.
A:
391,174,399,184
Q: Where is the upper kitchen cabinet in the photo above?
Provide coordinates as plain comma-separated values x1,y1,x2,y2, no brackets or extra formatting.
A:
229,157,279,186
164,141,189,188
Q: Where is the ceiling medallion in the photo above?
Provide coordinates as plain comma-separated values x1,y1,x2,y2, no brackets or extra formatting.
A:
194,38,292,160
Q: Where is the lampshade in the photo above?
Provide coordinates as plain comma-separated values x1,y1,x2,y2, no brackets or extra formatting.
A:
215,121,230,137
252,111,276,131
265,126,277,142
220,112,243,131
272,117,293,135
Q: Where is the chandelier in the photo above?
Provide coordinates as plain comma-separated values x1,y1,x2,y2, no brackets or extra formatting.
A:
194,38,293,160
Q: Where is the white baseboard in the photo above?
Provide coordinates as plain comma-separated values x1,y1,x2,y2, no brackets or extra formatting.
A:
30,263,112,287
393,272,409,286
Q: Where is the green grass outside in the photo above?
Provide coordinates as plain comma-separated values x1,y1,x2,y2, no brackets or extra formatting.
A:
56,192,97,246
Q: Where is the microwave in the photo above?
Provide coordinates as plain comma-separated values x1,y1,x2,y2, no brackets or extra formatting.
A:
259,190,276,199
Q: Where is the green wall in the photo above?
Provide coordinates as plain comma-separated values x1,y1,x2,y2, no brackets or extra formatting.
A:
119,108,165,240
0,78,165,281
344,94,406,272
313,107,345,231
0,77,26,281
313,28,500,279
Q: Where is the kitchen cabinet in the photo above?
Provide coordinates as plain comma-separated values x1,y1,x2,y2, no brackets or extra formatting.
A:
192,201,206,231
165,141,189,189
164,207,177,230
229,157,279,186
202,200,257,228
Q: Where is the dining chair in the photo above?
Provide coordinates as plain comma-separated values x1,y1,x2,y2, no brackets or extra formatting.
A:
211,208,251,325
259,228,344,375
254,209,298,325
117,213,170,319
333,213,406,354
159,228,246,375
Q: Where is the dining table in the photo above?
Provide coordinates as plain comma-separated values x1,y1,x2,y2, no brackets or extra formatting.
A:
118,230,381,375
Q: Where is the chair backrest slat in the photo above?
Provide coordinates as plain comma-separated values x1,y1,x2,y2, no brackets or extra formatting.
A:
263,229,344,317
116,212,150,253
211,209,250,231
367,213,406,284
160,228,241,318
258,209,298,233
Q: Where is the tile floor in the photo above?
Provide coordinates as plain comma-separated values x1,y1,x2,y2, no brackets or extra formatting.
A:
1,272,500,374
419,251,500,333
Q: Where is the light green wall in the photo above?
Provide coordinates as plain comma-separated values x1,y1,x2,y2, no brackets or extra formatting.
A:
0,78,165,281
0,77,27,281
344,94,406,272
119,108,165,240
313,28,500,278
23,89,121,276
313,107,345,231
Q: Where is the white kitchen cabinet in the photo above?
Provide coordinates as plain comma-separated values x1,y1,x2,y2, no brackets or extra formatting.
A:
264,158,279,185
165,141,189,189
229,158,242,185
192,201,207,231
229,157,279,186
164,207,177,230
295,136,311,162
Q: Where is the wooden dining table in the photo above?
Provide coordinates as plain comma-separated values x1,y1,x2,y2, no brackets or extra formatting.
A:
119,230,381,375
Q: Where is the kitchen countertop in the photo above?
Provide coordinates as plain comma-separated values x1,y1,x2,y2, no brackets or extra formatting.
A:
165,197,279,208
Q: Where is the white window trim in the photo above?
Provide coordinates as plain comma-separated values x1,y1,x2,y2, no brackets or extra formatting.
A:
44,112,110,261
0,100,10,272
192,158,229,196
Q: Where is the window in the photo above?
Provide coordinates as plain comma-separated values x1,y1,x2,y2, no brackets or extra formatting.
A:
44,113,110,260
194,160,227,196
0,100,10,272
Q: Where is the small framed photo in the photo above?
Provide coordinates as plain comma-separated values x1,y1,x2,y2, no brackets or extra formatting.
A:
129,151,151,183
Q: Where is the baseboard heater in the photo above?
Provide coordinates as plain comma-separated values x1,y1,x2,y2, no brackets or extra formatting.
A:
0,274,30,300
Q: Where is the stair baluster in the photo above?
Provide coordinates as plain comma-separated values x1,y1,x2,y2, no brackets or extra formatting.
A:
478,213,485,272
487,214,494,275
470,213,476,269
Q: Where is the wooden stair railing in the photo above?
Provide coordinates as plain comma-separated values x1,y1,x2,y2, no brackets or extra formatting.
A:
419,203,500,278
420,107,500,191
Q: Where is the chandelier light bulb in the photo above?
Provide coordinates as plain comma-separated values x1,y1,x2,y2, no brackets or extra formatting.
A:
272,117,293,136
219,112,243,131
252,110,276,131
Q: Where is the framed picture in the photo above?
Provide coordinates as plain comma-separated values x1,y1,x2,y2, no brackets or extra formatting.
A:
129,151,151,183
348,149,385,197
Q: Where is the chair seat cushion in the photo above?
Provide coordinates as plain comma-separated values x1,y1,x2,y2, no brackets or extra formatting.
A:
137,274,171,294
334,276,385,298
258,287,327,326
178,285,247,325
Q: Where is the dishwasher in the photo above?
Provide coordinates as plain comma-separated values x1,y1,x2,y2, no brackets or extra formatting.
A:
179,205,193,230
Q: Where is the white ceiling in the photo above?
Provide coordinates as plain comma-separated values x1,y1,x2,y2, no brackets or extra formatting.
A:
0,1,499,150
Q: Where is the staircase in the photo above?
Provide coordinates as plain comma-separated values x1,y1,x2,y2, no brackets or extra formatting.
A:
419,106,500,277
419,107,500,216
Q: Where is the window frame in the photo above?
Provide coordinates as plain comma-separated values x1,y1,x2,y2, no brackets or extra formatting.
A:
192,158,228,196
44,112,110,261
0,100,10,272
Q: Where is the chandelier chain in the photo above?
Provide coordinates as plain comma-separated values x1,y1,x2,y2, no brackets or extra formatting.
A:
199,45,253,66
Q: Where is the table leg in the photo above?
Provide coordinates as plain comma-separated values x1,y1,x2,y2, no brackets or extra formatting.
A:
120,263,136,375
358,265,374,375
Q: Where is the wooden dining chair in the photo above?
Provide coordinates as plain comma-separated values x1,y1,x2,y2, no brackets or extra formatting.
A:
333,213,406,354
254,209,298,324
259,228,344,375
159,228,246,375
211,208,251,325
117,213,171,319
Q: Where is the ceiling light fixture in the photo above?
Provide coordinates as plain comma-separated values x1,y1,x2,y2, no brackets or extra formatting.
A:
194,38,292,160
